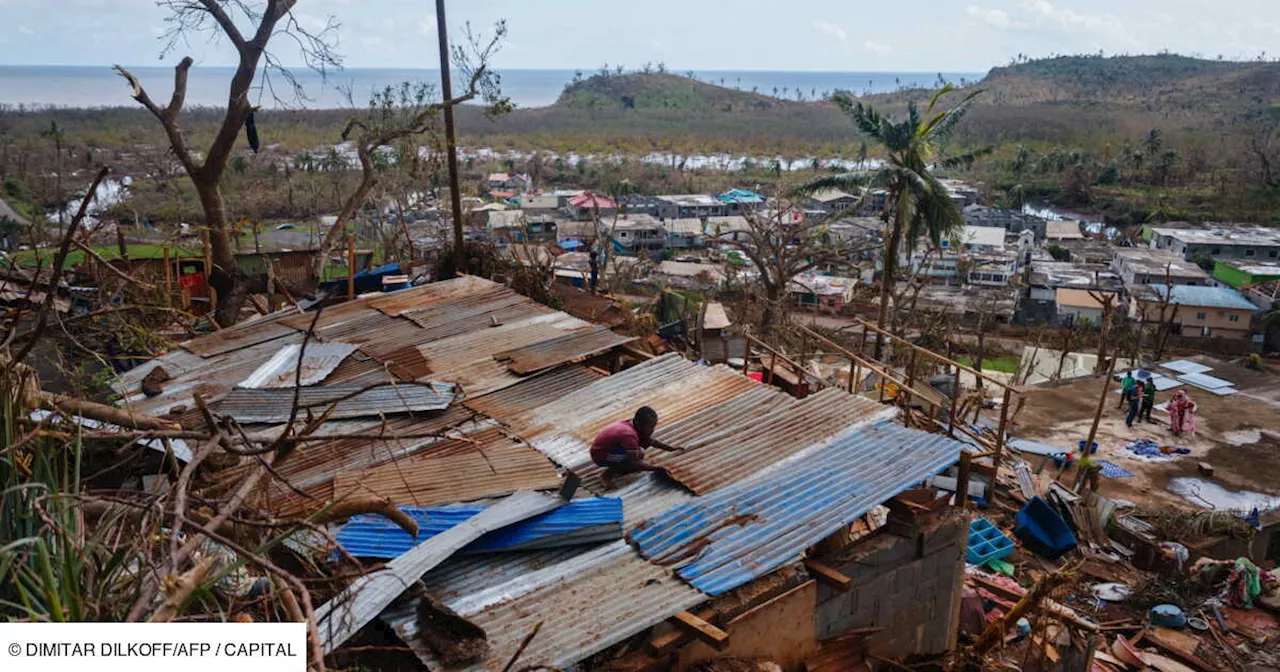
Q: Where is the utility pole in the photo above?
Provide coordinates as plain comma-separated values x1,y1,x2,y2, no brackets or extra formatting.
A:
435,0,465,277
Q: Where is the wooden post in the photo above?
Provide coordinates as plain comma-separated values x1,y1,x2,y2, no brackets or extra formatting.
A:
955,450,972,509
989,386,1013,507
1083,356,1118,459
847,357,856,393
767,351,777,386
859,326,869,360
202,226,216,313
949,365,960,437
161,246,172,307
744,337,753,378
346,233,356,301
265,258,277,312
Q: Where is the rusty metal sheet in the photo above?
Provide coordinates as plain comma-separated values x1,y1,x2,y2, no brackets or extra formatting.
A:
237,342,357,388
115,333,306,421
382,540,704,671
652,387,899,494
363,274,503,316
332,430,562,507
215,382,457,423
401,291,557,341
494,326,635,375
464,365,604,420
243,409,488,517
321,351,399,386
181,312,300,357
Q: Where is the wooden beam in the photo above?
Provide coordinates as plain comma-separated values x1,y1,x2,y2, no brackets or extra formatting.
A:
804,560,851,592
650,608,716,652
670,611,730,650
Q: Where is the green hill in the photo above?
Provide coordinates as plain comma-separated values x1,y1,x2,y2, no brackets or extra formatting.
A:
556,72,787,112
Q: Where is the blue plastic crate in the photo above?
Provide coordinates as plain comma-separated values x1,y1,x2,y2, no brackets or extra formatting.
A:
967,516,1015,565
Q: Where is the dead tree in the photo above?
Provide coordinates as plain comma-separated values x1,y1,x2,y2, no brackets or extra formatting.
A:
714,195,860,333
1148,265,1180,361
115,0,340,325
1087,284,1120,373
314,35,509,280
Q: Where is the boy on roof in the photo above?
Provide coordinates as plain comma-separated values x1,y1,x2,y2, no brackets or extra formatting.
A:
590,406,684,488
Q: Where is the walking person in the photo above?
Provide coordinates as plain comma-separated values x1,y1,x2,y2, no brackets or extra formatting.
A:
1139,378,1157,423
588,250,599,293
1117,371,1136,409
1124,380,1143,428
1168,390,1198,436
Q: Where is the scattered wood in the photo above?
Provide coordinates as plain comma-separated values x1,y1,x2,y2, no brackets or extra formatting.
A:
650,608,717,651
671,611,730,650
1198,462,1214,476
1146,626,1219,671
804,560,851,592
40,391,182,431
415,593,489,666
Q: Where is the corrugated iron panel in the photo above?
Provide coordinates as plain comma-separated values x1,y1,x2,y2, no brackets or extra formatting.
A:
414,544,609,608
630,421,965,595
181,313,300,357
115,333,306,422
334,497,622,559
237,342,357,388
247,410,490,517
611,473,696,531
382,540,705,672
401,290,557,341
464,365,605,420
315,490,567,653
364,274,502,316
331,432,563,509
417,312,598,397
215,382,456,423
493,325,635,374
653,387,899,494
321,351,398,386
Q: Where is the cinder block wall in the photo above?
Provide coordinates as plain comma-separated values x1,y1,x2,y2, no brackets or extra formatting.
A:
814,513,969,658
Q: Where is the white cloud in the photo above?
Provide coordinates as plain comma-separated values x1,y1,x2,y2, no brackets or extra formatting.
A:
967,5,1022,29
1020,0,1129,39
863,40,891,55
417,19,436,36
18,25,35,35
812,20,848,43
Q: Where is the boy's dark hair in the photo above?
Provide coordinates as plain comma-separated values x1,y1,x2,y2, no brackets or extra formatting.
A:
634,406,658,425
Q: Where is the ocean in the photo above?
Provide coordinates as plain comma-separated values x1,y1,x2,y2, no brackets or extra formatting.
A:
0,66,985,110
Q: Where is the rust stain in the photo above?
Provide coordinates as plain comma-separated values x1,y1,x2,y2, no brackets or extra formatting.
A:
636,512,761,567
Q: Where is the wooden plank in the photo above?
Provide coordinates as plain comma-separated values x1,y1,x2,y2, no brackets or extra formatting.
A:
670,611,730,650
804,560,852,592
1146,627,1218,671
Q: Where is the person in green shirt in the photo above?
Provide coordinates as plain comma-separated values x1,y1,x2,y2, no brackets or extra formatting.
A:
1139,378,1157,423
1117,372,1136,409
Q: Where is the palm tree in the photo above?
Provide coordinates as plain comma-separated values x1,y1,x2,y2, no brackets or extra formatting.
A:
795,84,987,355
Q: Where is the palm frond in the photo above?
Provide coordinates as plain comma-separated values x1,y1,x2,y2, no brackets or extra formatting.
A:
922,89,985,140
939,144,995,170
791,171,871,197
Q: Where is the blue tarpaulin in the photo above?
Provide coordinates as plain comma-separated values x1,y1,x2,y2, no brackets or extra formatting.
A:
335,497,624,559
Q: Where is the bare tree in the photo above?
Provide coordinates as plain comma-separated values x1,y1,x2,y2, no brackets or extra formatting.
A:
715,196,858,332
115,0,340,325
1086,285,1120,373
315,35,509,280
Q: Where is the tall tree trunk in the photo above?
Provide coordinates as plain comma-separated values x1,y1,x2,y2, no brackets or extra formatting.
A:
875,216,903,359
196,181,247,326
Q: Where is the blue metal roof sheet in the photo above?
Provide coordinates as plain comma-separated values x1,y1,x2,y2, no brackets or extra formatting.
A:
629,421,964,595
1150,285,1258,311
336,496,623,558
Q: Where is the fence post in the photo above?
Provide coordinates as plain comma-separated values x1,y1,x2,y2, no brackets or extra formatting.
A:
989,386,1013,507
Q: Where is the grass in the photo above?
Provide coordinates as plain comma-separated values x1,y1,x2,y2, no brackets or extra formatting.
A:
957,355,1021,374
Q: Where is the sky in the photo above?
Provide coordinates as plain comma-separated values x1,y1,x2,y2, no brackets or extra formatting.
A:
0,0,1276,72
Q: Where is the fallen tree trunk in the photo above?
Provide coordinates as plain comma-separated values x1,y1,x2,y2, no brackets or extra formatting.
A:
40,391,182,431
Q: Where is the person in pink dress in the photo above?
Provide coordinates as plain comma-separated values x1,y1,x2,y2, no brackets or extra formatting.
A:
1168,390,1198,436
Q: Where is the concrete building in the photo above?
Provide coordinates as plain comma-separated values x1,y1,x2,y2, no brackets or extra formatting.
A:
663,218,706,250
1131,285,1258,340
486,172,531,191
1055,288,1115,326
612,214,667,254
1111,248,1210,288
789,273,858,314
803,188,859,213
1044,220,1084,241
654,194,727,220
1148,225,1280,262
962,205,1047,240
1213,260,1280,289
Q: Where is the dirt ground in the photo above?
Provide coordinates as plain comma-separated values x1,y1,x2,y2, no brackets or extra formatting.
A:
1011,360,1280,511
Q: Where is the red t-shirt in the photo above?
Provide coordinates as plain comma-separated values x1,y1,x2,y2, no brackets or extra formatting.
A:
590,418,644,466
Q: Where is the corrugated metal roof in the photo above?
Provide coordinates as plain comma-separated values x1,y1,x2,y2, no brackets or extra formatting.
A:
243,410,490,516
493,325,634,374
316,490,567,653
335,497,622,559
1177,371,1235,390
414,544,608,609
464,365,605,419
610,473,695,531
651,387,899,494
237,342,357,388
215,382,457,423
382,540,704,672
181,312,300,357
1147,284,1258,310
630,421,964,595
331,431,563,508
1159,359,1213,375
